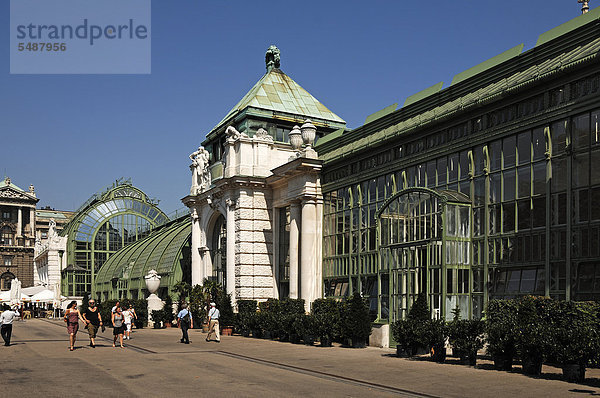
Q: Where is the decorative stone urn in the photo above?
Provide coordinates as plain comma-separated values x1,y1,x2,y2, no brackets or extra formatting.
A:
145,270,163,327
145,269,161,293
300,119,317,149
289,125,303,151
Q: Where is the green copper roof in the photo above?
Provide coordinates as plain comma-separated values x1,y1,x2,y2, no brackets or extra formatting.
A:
365,103,398,125
212,68,345,133
451,44,524,86
403,82,444,107
320,35,600,163
536,6,600,47
36,210,72,220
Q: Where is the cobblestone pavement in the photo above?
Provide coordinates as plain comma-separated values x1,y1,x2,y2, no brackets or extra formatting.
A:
2,319,599,397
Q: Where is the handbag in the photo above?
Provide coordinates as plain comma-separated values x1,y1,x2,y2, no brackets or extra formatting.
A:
101,324,106,333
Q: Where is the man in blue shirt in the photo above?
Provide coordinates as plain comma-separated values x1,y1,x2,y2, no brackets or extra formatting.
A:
177,303,193,344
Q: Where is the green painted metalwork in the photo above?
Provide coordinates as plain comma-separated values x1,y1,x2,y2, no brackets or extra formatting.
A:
365,103,398,125
60,181,168,297
403,82,444,108
451,44,524,86
536,6,600,47
94,216,191,301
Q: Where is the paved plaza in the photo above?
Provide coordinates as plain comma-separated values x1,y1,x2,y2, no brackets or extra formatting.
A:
0,319,598,397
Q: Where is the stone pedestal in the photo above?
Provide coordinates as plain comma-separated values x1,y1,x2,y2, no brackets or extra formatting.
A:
147,294,164,328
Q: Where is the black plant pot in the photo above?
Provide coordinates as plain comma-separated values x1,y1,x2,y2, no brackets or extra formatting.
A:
521,356,543,376
289,333,301,344
303,335,315,346
493,355,513,371
562,363,586,383
241,330,250,338
431,344,446,363
252,329,263,339
263,331,272,340
351,338,366,348
320,336,332,347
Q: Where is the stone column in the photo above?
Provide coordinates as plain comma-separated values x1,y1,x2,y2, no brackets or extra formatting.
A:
226,198,236,303
190,207,203,286
17,208,22,237
300,199,317,311
289,202,301,299
29,208,35,238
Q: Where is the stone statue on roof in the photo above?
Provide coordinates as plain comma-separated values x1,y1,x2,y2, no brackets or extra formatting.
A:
190,146,210,195
48,219,57,238
265,45,280,71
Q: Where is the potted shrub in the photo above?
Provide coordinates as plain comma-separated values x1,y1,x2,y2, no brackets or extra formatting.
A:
293,314,317,345
391,293,430,357
549,300,600,383
312,298,340,347
236,300,257,337
340,293,372,348
163,295,174,328
189,284,207,330
423,319,447,363
448,318,484,366
278,298,305,342
250,311,264,338
217,292,235,336
514,296,552,376
485,299,517,371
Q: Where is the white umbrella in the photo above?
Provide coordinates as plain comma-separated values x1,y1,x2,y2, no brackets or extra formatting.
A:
0,291,10,302
30,289,55,302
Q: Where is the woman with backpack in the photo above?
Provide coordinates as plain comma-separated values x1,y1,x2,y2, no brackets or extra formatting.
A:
177,303,193,344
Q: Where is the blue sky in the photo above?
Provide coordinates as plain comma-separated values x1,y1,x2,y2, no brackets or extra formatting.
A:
0,1,591,214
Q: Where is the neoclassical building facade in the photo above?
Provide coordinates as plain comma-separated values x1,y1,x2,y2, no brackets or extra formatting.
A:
182,47,345,310
0,177,38,289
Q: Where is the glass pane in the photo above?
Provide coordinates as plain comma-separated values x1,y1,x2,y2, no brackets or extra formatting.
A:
518,166,531,198
489,140,502,171
572,113,590,150
518,131,531,165
503,136,516,168
532,127,545,160
573,153,590,188
533,162,546,196
503,203,515,233
503,169,515,201
551,120,567,154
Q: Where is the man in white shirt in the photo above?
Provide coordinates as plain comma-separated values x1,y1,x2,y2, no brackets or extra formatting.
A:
206,302,220,343
0,305,20,346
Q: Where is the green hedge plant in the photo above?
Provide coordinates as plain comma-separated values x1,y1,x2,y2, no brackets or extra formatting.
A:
311,298,340,347
448,317,484,366
340,293,372,348
485,299,517,371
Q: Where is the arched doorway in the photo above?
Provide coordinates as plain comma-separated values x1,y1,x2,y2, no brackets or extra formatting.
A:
211,215,226,288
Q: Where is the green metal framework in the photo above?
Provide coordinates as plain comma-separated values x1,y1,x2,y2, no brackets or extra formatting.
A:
94,216,191,301
60,181,168,297
320,12,600,334
377,188,472,322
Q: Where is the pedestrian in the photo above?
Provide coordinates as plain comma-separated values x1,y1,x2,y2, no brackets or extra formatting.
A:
176,303,193,344
0,305,20,346
64,301,85,351
112,306,125,348
111,301,120,314
206,302,220,343
123,305,137,340
82,299,103,348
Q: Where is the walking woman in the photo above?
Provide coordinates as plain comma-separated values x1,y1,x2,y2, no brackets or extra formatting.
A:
82,299,103,348
64,301,85,351
112,306,125,348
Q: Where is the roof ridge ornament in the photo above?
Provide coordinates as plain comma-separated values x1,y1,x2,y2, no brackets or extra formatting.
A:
265,45,280,71
578,0,590,14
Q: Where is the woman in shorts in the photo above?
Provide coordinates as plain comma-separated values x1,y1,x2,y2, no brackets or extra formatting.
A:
112,306,125,348
64,301,85,351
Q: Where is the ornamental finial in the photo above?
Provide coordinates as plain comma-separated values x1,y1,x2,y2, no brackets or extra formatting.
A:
265,45,280,71
578,0,591,14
